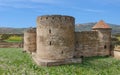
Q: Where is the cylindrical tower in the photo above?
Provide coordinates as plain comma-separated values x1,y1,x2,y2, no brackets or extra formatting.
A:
24,28,36,53
36,15,75,61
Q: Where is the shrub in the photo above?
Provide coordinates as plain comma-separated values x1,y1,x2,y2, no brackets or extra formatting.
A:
6,35,22,42
1,34,11,40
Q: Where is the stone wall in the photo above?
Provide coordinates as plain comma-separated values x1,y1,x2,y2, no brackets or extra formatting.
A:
75,31,99,57
114,46,120,59
0,42,22,48
114,51,120,59
24,28,36,53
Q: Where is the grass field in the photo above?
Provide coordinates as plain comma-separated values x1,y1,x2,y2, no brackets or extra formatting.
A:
117,36,120,41
0,48,120,75
5,36,22,43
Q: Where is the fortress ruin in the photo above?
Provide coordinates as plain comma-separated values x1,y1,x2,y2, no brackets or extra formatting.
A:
24,15,112,66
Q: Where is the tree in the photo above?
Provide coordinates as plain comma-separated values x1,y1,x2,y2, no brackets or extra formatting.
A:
1,34,11,41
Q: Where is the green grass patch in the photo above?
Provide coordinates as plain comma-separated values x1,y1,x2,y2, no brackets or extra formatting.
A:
5,36,22,43
117,36,120,41
0,48,120,75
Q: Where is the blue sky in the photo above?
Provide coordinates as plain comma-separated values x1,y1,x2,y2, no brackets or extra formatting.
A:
0,0,120,28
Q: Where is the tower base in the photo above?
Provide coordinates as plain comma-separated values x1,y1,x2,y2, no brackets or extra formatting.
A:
32,53,82,66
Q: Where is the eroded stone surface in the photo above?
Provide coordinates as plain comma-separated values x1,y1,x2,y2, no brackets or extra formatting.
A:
36,15,75,60
24,28,36,53
114,51,120,59
32,52,82,66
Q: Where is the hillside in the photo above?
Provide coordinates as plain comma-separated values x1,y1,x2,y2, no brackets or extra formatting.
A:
75,23,120,34
0,23,120,34
0,27,26,34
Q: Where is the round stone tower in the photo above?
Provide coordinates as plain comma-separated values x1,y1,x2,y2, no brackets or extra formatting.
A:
92,20,112,56
24,28,36,53
34,15,75,65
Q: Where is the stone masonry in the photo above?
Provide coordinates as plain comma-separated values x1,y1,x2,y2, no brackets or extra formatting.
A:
24,15,112,66
24,28,36,53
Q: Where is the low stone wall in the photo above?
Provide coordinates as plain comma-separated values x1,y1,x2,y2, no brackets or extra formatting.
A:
0,42,23,48
114,51,120,59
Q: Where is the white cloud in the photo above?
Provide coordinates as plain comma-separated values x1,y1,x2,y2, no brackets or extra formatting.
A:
0,0,39,9
30,0,60,4
70,7,104,13
0,0,28,3
0,0,64,9
0,0,108,13
83,9,104,13
91,0,120,5
0,0,63,4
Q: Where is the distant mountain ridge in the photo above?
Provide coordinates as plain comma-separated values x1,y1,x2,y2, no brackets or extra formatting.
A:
0,22,120,34
75,22,120,34
0,27,26,34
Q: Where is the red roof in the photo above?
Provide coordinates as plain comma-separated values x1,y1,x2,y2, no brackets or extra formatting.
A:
92,20,111,29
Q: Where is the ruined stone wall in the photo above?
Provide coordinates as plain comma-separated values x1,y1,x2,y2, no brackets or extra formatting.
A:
75,31,99,57
36,15,75,60
0,42,22,48
24,28,36,53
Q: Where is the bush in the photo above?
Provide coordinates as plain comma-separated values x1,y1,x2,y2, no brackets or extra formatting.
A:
6,35,22,42
116,41,120,45
1,34,11,40
8,36,22,41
